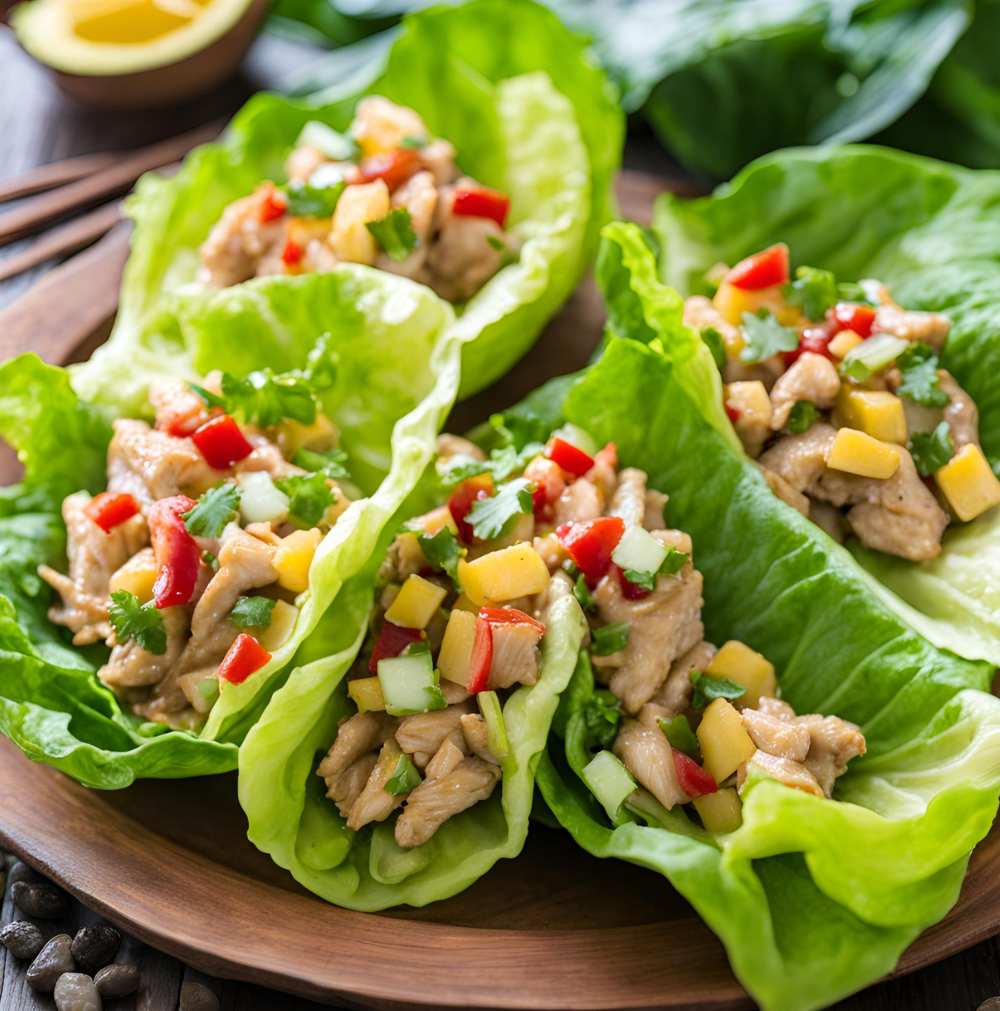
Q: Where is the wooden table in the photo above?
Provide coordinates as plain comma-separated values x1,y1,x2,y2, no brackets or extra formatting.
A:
1,21,999,1011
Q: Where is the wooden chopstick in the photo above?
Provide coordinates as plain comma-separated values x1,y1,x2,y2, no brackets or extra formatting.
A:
0,120,222,249
0,152,118,205
0,200,123,283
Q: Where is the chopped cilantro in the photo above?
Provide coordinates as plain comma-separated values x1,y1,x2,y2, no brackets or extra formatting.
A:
440,443,544,487
836,280,879,306
783,266,837,321
739,310,800,363
399,135,427,149
384,753,422,796
466,478,534,540
182,483,241,539
657,714,699,756
293,447,350,480
108,590,167,655
690,672,746,710
281,179,345,218
366,208,418,261
229,595,276,632
189,383,225,410
701,326,727,371
486,235,504,251
221,370,318,429
276,472,336,528
573,574,595,612
787,401,821,434
909,421,954,477
414,526,462,591
623,547,689,591
591,622,629,657
201,550,219,572
896,342,949,408
583,691,623,749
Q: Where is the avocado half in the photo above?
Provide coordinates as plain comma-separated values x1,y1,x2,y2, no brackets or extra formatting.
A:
12,0,269,109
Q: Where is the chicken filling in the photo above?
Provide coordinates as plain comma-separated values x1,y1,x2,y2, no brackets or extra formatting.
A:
39,365,351,729
199,96,517,303
684,243,1000,562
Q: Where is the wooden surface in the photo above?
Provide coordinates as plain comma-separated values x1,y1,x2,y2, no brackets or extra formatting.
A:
2,20,1000,1011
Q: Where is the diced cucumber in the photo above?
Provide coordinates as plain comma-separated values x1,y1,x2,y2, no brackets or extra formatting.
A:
377,651,447,717
582,750,637,825
238,472,289,524
384,753,421,796
611,526,668,575
840,334,909,382
196,678,220,705
657,714,699,756
477,690,511,766
551,423,597,457
297,120,358,161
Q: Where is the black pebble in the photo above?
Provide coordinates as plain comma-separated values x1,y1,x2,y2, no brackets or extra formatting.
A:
94,963,140,1000
0,920,45,960
72,924,121,974
11,880,71,919
179,980,220,1011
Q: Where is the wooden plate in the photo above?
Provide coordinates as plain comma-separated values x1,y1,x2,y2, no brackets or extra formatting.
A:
1,171,999,1010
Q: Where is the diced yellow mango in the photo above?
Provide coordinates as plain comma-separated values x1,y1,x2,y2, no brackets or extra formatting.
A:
255,599,298,652
274,528,322,593
417,505,459,537
936,444,1000,522
277,413,338,455
724,381,772,425
458,544,550,606
352,95,429,158
348,676,386,713
707,640,777,709
385,574,448,630
713,281,800,328
329,180,390,265
697,698,757,783
827,330,863,360
833,387,907,445
827,428,900,480
692,787,743,834
437,609,477,684
108,550,157,603
452,593,479,614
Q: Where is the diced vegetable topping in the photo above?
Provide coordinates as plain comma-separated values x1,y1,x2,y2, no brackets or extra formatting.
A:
692,787,743,834
657,714,699,756
827,329,863,360
296,120,358,161
834,388,907,445
83,491,139,534
437,609,476,684
448,474,494,542
697,698,756,782
273,528,322,593
786,401,821,434
827,428,901,480
690,672,746,709
545,436,594,478
348,676,387,713
611,526,668,577
839,334,909,382
557,516,625,583
935,444,1000,522
591,621,629,656
739,310,799,363
369,621,425,674
149,495,201,609
725,243,789,291
582,750,637,825
229,595,276,633
357,147,422,189
218,633,271,685
452,186,511,228
366,207,418,261
238,472,289,524
457,543,550,606
256,599,299,653
706,641,776,709
384,753,422,796
672,748,718,799
466,613,494,693
909,422,954,477
182,483,241,539
108,589,167,655
191,414,254,469
281,239,304,268
477,690,511,764
832,302,876,337
377,648,447,716
385,574,448,630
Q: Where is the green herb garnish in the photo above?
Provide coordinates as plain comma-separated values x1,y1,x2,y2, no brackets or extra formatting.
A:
739,310,800,363
182,483,241,539
466,478,534,540
623,547,689,591
783,266,837,321
109,590,167,655
896,342,949,408
366,208,418,261
229,595,276,632
282,179,346,218
583,691,622,749
573,574,595,612
441,443,544,487
221,371,318,429
275,472,336,528
384,753,422,796
690,672,746,710
592,622,629,657
909,421,954,477
657,714,699,756
787,401,821,434
415,526,462,591
293,447,350,480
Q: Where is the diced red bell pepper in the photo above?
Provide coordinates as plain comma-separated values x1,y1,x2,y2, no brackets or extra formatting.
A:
256,184,287,223
369,621,425,674
724,402,741,424
478,606,546,634
782,323,836,366
356,148,422,190
149,495,201,609
545,437,595,479
672,748,718,799
617,565,651,602
154,382,210,437
556,516,625,584
452,187,511,229
191,414,254,469
725,243,789,291
832,302,876,338
447,474,494,543
83,492,139,534
281,238,304,267
218,633,272,686
466,614,494,693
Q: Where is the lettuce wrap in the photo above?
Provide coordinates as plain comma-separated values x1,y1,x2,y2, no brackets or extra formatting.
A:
75,0,621,416
0,267,464,788
522,224,1000,1011
654,145,1000,666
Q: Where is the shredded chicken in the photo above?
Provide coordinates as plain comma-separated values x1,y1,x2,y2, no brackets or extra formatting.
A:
769,352,840,430
938,370,980,451
318,710,395,784
613,717,688,811
552,477,604,526
325,752,379,819
98,607,189,689
486,620,542,690
198,185,287,287
347,739,407,831
874,301,950,352
649,640,716,715
609,468,648,528
460,713,498,765
396,704,474,756
424,733,468,780
760,465,810,516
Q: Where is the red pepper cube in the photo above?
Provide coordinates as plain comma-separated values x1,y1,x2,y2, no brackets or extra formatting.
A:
724,402,741,424
466,613,494,693
832,302,876,338
256,185,287,223
545,437,594,479
556,516,625,584
447,474,494,543
219,633,272,686
357,148,422,190
84,492,139,534
452,187,511,229
369,622,425,674
725,243,789,291
149,495,201,609
617,565,651,601
192,415,254,469
782,322,836,366
281,239,304,267
672,748,718,798
478,606,546,634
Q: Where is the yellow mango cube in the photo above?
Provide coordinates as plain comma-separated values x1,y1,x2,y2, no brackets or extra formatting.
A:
437,609,477,684
417,505,459,537
936,444,1000,522
348,676,387,713
713,281,800,329
692,787,743,834
452,594,480,614
458,544,550,607
827,428,900,479
352,96,429,158
329,180,390,265
274,528,322,593
108,550,157,603
255,600,298,653
834,388,907,445
827,330,863,360
385,574,447,630
277,413,338,455
707,640,777,709
697,698,757,783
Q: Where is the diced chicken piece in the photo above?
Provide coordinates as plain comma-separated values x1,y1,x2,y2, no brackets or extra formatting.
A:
376,171,438,279
938,371,980,451
760,465,810,516
874,301,950,352
329,180,391,266
394,756,501,848
460,713,498,764
352,96,430,157
593,530,704,714
757,696,796,720
148,377,210,437
533,533,569,572
424,732,468,780
613,717,688,811
759,423,948,561
809,499,847,543
725,381,772,458
347,739,407,831
318,710,396,783
324,752,379,819
377,531,428,586
684,296,785,388
419,139,459,186
740,750,824,797
198,184,288,287
441,680,472,705
650,640,716,715
740,708,811,762
437,433,486,464
98,606,189,689
285,144,328,184
796,713,866,797
609,468,648,528
237,434,307,482
644,490,669,532
769,352,840,430
396,703,474,756
586,443,619,504
552,477,603,527
487,620,542,690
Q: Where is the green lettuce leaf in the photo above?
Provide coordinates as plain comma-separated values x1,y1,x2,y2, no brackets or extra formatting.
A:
654,145,1000,664
528,224,1000,1010
77,0,621,408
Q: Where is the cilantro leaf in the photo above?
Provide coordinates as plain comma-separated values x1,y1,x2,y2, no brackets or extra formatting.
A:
229,595,276,632
189,383,225,410
399,135,427,149
657,714,699,756
384,753,422,796
783,266,837,321
836,280,879,306
275,472,336,528
739,310,800,363
486,235,504,251
281,179,345,218
293,447,350,480
221,370,318,429
896,342,949,408
909,421,954,477
690,672,746,709
591,622,629,657
109,590,167,655
415,527,462,591
623,568,657,591
622,547,689,591
466,478,533,540
183,483,241,538
573,574,595,612
700,326,727,371
582,691,622,749
366,208,418,262
787,400,821,434
440,443,544,487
